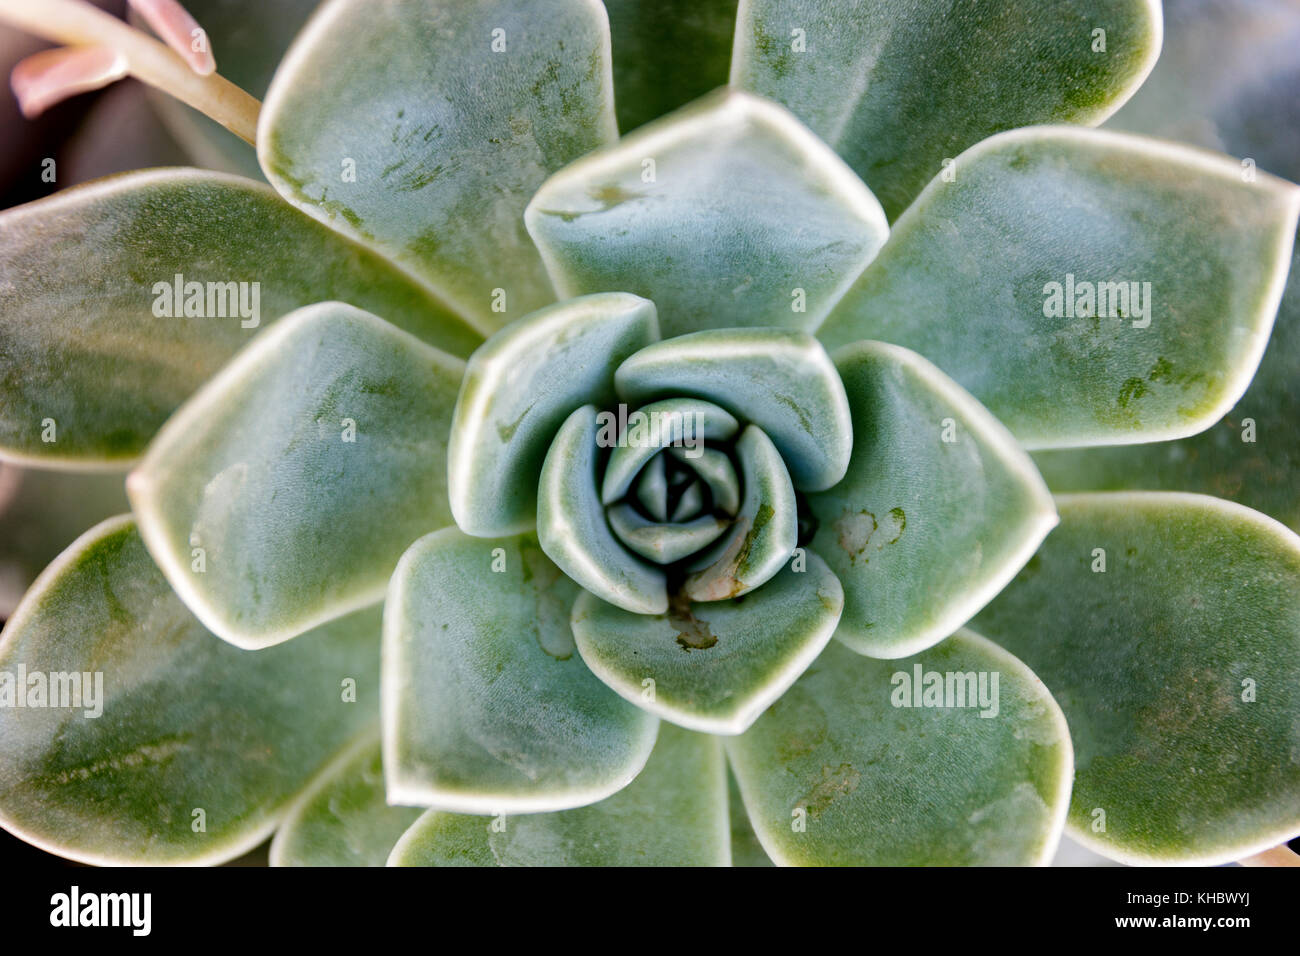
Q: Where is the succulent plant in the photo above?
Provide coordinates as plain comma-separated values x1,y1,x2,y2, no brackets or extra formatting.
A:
0,0,1298,867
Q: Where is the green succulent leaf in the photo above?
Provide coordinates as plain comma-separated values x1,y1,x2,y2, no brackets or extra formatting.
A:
1034,2,1300,533
605,506,729,564
974,492,1300,865
448,293,658,537
615,329,852,491
127,303,465,649
538,405,670,614
269,730,421,867
0,517,380,866
388,724,728,866
382,528,658,813
571,550,842,735
129,0,319,179
525,88,888,339
682,425,798,602
818,127,1300,449
259,0,618,331
727,633,1073,865
732,0,1162,221
0,171,481,467
808,342,1056,658
603,0,739,133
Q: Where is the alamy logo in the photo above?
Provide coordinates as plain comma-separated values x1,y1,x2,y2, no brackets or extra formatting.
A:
1042,273,1152,327
0,666,103,718
50,886,150,936
594,404,705,458
152,272,261,328
890,664,1000,718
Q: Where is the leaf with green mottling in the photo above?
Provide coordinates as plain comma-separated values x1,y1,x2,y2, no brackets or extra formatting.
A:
808,341,1056,658
259,0,618,331
974,492,1300,865
526,89,888,339
0,170,480,467
128,303,465,649
270,731,422,867
818,127,1300,449
383,528,658,813
388,724,728,866
727,633,1073,865
732,0,1161,220
0,516,380,866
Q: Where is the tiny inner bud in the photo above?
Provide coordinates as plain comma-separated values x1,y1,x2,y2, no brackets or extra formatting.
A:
129,0,216,75
10,46,128,119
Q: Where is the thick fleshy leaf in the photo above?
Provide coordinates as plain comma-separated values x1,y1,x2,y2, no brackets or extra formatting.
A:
1033,250,1300,532
615,329,851,491
129,0,319,179
383,528,658,812
525,88,888,339
0,170,480,467
974,493,1300,865
0,516,379,866
606,505,729,565
538,405,668,614
1034,2,1300,533
388,724,728,866
571,551,842,734
808,341,1056,658
682,425,797,602
448,293,658,537
128,303,465,649
0,465,127,617
732,0,1161,220
672,447,739,515
727,633,1073,866
603,0,739,133
269,731,421,867
818,127,1300,448
259,0,618,331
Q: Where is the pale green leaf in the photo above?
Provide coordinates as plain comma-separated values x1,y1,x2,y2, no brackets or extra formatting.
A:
537,405,669,614
727,633,1073,865
269,730,421,867
128,303,465,648
383,529,658,813
818,127,1300,448
525,88,888,339
0,170,480,467
615,328,851,491
259,0,618,331
571,551,842,734
0,517,380,866
388,724,728,866
808,342,1056,658
974,492,1300,865
732,0,1162,220
448,293,658,537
